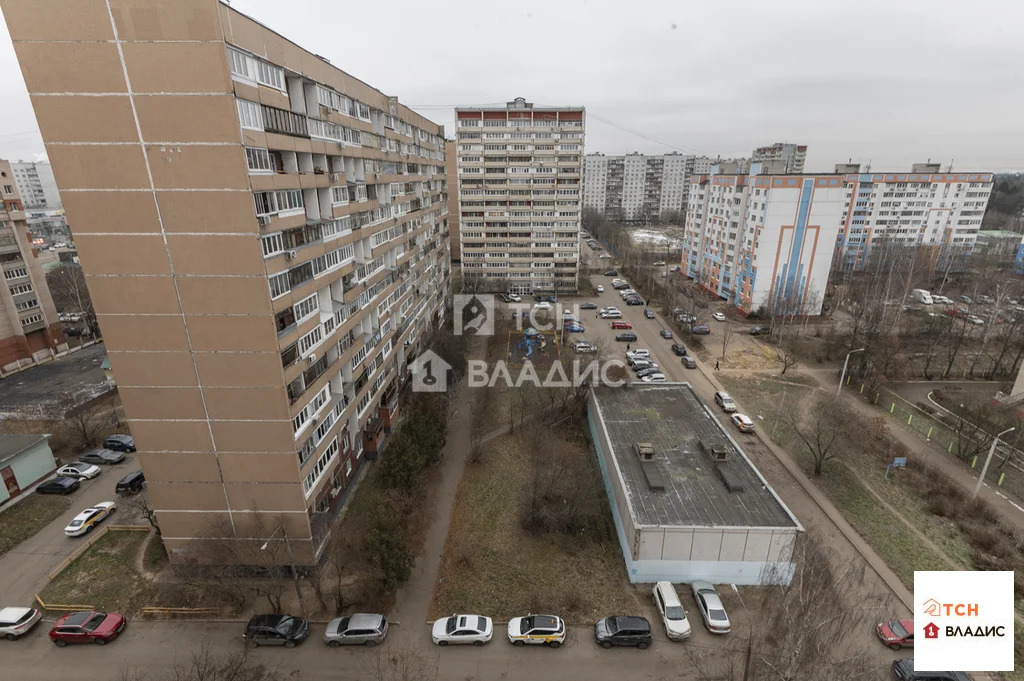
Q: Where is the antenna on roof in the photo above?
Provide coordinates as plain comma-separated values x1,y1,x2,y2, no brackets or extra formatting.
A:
948,159,954,172
865,159,872,173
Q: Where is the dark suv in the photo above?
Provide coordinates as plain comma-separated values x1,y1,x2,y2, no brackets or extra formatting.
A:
103,435,136,452
115,470,146,495
243,614,309,648
891,659,968,681
615,333,637,342
594,616,652,649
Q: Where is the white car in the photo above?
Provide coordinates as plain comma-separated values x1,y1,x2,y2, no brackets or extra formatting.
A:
508,294,522,303
653,582,691,641
600,311,623,319
507,614,566,647
570,341,597,353
967,315,985,326
599,306,620,314
56,462,102,480
64,501,116,537
534,302,553,311
0,607,42,640
691,582,731,634
599,253,612,259
730,413,755,433
626,349,650,361
641,373,667,382
596,285,605,293
712,312,726,322
653,261,666,267
432,614,493,646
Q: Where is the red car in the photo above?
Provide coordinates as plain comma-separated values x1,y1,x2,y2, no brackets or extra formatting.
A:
876,619,914,650
610,321,632,329
50,611,126,647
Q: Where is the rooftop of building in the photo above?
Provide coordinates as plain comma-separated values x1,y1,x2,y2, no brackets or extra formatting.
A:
591,383,799,529
456,97,584,112
0,434,50,465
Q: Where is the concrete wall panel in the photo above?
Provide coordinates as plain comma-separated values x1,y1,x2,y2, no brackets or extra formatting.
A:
131,419,214,453
106,351,198,387
3,0,115,40
202,387,289,421
146,145,249,190
176,277,271,315
185,315,278,352
46,145,150,190
75,234,170,275
166,235,263,275
30,95,137,143
194,352,282,387
139,452,222,482
149,481,227,511
135,96,240,143
210,421,295,454
121,42,231,94
61,191,161,234
219,452,301,485
118,386,208,420
108,0,223,41
95,314,188,351
156,191,258,233
85,275,180,314
14,42,125,93
690,529,724,561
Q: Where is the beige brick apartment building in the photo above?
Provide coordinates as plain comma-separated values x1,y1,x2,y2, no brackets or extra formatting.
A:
0,160,66,373
1,0,451,565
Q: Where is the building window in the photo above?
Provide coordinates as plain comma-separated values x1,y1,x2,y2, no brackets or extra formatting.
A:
20,313,42,326
227,46,285,91
246,147,272,173
15,299,39,311
293,292,319,323
8,283,32,295
269,271,290,299
261,233,284,258
236,99,264,130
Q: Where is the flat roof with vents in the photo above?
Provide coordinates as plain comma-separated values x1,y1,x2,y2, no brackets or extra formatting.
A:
591,383,798,529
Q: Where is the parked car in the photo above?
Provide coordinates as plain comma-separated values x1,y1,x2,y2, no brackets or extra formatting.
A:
102,435,136,452
967,315,985,326
977,294,994,305
957,295,973,305
49,611,126,646
636,367,662,379
506,614,566,647
565,323,585,333
625,297,644,306
324,613,388,647
691,582,731,634
36,477,80,496
593,616,652,649
712,312,726,322
681,356,697,369
603,270,618,276
596,285,605,293
600,311,623,319
533,301,553,311
55,462,101,480
876,619,914,650
660,329,673,339
670,344,688,356
570,341,597,353
115,470,145,495
714,391,737,412
730,414,755,433
690,324,711,335
676,313,696,324
581,302,597,310
631,361,657,372
499,293,511,303
749,326,769,335
653,261,666,267
243,614,309,648
644,309,655,319
626,349,650,361
615,333,638,342
890,659,968,681
562,313,580,323
640,373,666,383
610,321,632,329
432,614,493,646
652,582,691,641
0,607,42,641
671,265,681,272
64,501,117,537
79,449,126,465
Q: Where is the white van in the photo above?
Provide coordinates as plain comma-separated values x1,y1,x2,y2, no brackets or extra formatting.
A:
911,289,933,305
652,581,691,641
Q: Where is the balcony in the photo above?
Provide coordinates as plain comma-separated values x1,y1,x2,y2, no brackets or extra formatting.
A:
262,104,309,138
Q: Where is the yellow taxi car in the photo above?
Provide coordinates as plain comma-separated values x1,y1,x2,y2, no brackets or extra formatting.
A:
506,614,566,647
64,501,116,537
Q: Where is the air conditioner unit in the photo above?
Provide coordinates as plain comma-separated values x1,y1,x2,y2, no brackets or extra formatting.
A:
286,250,297,260
306,355,317,365
311,417,319,426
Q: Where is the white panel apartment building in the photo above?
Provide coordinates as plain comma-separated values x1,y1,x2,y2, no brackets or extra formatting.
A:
9,161,61,210
456,98,584,294
583,153,692,222
751,143,807,174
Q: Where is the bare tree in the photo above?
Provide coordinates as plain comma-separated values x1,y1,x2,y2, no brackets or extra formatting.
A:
46,264,97,335
720,323,735,360
119,646,282,681
786,394,846,476
125,493,161,536
60,399,117,451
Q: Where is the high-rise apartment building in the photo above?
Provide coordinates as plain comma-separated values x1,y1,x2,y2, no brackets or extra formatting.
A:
445,140,461,262
583,152,692,222
834,163,993,271
0,160,66,372
751,143,807,174
455,98,584,294
683,163,848,315
3,0,450,565
10,161,61,210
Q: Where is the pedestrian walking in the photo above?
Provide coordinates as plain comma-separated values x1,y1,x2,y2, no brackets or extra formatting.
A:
626,343,631,351
715,360,720,370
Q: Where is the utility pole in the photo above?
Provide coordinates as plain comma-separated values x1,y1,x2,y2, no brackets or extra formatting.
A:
261,526,305,610
838,347,866,396
974,427,1015,498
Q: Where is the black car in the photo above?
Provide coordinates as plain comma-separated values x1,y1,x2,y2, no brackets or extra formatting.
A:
670,344,688,356
603,270,618,276
660,329,673,339
36,477,81,495
115,470,146,495
625,298,644,306
682,356,697,369
581,302,598,310
80,449,126,465
243,614,309,648
615,333,637,342
749,326,769,336
594,616,652,649
643,309,655,319
636,367,662,379
103,435,136,452
890,659,968,681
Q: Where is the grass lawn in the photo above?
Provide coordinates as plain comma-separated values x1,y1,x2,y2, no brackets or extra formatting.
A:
0,494,70,558
431,433,640,624
142,532,168,573
718,374,811,452
40,529,154,611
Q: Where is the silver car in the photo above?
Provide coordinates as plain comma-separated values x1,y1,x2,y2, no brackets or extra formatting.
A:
691,582,731,634
324,613,388,647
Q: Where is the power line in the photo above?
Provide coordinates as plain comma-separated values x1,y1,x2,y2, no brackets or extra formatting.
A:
584,111,701,155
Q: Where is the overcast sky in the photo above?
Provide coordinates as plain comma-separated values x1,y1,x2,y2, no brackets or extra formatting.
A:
1,0,1022,171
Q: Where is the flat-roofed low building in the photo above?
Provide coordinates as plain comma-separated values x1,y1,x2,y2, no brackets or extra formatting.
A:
587,383,801,585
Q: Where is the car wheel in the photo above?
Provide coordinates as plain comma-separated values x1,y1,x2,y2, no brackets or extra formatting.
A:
247,640,259,648
549,641,561,649
328,640,341,648
94,638,106,646
600,641,612,649
437,641,448,647
86,525,94,533
6,633,17,641
889,643,901,650
637,642,649,650
513,640,525,647
109,507,116,513
473,640,485,646
284,640,296,648
54,639,67,647
364,640,376,648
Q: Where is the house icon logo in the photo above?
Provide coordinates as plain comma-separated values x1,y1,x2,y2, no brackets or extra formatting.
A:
409,349,450,393
453,294,494,336
924,622,940,639
922,598,942,616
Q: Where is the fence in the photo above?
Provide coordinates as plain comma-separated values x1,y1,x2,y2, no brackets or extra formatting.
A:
141,607,220,617
35,594,93,612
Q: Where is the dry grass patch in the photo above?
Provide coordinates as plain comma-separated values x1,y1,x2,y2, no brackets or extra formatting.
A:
431,431,640,624
0,494,70,558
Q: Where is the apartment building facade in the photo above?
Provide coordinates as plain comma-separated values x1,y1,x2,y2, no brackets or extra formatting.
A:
835,163,993,271
683,165,848,315
10,161,61,210
2,0,450,565
0,160,66,372
583,152,692,222
751,143,807,174
455,98,584,294
445,140,461,262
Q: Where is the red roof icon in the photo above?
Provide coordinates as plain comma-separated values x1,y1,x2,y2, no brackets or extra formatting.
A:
924,622,939,639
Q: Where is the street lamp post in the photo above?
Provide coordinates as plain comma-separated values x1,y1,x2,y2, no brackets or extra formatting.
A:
837,347,866,397
973,427,1015,498
260,526,304,609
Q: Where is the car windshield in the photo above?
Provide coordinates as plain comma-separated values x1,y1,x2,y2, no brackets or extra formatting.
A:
476,617,486,632
445,617,457,634
275,616,296,633
889,620,909,638
83,614,106,632
69,519,83,527
665,606,685,620
606,618,620,633
709,609,728,621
